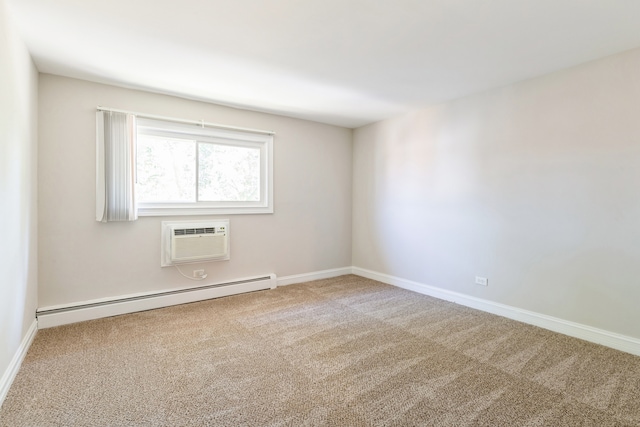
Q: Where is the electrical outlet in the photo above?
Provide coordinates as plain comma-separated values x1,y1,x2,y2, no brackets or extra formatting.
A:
475,276,488,286
193,269,206,278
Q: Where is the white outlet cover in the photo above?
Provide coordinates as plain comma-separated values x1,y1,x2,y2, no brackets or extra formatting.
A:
475,276,488,286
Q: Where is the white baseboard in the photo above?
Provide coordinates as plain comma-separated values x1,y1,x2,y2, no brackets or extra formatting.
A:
277,267,353,287
31,265,640,356
37,274,277,329
352,267,640,357
0,319,38,408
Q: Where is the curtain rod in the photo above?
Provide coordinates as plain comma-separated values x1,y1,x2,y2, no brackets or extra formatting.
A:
96,106,275,136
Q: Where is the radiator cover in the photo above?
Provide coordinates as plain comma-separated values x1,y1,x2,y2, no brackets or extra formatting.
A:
37,274,276,328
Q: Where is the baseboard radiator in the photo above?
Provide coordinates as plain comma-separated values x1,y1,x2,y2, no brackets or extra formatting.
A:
37,274,277,329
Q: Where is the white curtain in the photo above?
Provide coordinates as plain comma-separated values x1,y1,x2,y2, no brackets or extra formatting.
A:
96,111,137,222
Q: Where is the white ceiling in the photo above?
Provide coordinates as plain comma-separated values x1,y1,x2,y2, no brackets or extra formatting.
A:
7,0,640,128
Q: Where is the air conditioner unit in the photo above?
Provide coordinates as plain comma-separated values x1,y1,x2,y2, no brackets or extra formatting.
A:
161,220,230,266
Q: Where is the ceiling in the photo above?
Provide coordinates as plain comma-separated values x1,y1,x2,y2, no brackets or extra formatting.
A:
7,0,640,128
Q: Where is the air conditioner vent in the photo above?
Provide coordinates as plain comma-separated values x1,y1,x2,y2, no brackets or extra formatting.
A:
162,220,230,266
174,227,217,236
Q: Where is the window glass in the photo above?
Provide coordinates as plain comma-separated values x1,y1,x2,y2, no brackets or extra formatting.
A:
134,118,273,216
137,135,196,202
198,143,260,202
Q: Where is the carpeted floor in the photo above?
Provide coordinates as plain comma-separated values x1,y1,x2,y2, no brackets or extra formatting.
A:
1,275,640,426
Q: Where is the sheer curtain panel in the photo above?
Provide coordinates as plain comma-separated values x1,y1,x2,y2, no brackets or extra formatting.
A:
96,111,137,222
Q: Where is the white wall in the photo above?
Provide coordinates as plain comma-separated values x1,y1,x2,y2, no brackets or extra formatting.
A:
0,0,38,388
38,75,352,307
353,47,640,340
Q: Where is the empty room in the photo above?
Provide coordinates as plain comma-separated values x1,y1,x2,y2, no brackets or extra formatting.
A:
2,0,640,425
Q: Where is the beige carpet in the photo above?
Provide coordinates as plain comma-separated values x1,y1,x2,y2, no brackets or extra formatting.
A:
1,275,640,426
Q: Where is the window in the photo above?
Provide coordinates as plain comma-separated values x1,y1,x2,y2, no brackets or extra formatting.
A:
135,118,273,216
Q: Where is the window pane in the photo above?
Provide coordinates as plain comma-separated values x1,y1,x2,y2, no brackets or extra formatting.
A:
136,135,196,202
198,143,260,202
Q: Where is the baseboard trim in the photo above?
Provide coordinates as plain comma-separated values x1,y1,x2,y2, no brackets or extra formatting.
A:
277,267,353,286
37,274,277,329
352,267,640,357
32,265,640,356
0,319,38,408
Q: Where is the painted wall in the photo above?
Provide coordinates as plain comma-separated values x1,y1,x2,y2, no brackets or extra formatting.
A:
0,0,38,388
38,75,352,307
353,48,640,339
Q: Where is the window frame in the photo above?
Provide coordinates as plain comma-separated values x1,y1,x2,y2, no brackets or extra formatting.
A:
135,118,273,216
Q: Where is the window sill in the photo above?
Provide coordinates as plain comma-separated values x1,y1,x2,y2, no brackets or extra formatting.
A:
137,206,274,216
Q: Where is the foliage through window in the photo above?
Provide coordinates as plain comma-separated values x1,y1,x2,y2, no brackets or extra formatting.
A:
135,118,273,215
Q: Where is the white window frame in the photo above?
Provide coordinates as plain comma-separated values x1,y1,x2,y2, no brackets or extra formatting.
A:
135,118,273,216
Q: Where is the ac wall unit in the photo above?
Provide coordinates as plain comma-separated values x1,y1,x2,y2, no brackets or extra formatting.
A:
161,220,230,267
